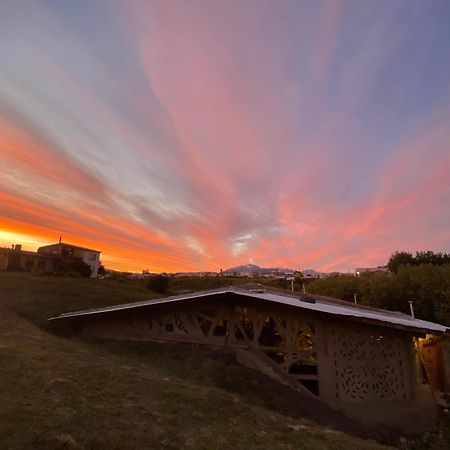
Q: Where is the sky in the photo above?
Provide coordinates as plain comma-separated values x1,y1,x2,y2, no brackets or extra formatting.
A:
0,0,449,273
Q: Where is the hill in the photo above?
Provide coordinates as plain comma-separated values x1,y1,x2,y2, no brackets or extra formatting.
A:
0,272,441,449
223,264,294,275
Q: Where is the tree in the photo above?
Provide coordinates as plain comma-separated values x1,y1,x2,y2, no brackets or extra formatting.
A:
308,264,450,325
97,263,106,276
414,251,450,266
308,275,358,302
388,250,450,273
395,264,450,324
357,273,396,309
387,251,414,273
294,273,305,291
65,258,92,277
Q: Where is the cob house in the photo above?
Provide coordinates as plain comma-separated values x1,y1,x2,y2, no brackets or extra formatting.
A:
49,284,449,432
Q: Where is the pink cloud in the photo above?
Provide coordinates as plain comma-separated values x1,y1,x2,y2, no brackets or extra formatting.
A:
1,0,449,273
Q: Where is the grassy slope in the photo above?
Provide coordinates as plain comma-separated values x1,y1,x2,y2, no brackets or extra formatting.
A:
0,273,398,449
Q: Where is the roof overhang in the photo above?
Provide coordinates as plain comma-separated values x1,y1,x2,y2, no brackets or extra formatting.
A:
48,286,448,335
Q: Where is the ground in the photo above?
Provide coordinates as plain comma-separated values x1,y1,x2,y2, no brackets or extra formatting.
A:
0,272,448,449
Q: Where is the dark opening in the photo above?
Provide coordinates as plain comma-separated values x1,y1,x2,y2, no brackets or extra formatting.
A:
300,380,319,396
258,317,282,347
288,362,318,375
213,320,228,337
196,316,212,336
265,351,288,364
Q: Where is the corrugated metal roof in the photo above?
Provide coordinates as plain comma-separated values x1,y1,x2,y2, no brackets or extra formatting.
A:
49,286,448,334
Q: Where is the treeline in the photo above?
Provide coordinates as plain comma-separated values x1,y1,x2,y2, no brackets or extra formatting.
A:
308,251,450,325
387,250,450,273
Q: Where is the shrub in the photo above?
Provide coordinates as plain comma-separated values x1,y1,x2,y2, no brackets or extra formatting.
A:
146,275,170,294
65,258,92,278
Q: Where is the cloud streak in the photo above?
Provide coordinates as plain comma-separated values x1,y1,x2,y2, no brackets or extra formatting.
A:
0,0,449,272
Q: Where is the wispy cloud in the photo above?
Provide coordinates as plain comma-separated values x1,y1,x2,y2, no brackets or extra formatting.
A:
0,0,449,272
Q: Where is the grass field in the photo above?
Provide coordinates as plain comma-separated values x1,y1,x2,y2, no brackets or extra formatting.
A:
0,272,445,449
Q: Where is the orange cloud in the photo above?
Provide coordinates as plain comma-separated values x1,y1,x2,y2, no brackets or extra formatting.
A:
0,117,108,199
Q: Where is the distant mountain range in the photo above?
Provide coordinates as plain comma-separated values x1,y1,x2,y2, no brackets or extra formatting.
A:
223,264,295,275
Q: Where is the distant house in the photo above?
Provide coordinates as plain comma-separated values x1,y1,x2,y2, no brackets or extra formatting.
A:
50,283,449,432
354,267,389,276
301,269,320,279
0,242,101,277
38,242,101,277
0,244,57,272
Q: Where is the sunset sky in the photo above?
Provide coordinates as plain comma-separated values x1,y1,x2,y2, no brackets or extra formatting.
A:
1,0,449,273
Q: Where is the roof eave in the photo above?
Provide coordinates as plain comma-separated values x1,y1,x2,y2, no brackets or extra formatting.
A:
47,288,448,336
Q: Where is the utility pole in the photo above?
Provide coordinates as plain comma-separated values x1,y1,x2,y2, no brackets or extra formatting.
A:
408,301,415,319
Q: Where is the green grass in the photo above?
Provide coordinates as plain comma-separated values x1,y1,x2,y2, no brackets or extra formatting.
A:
0,272,434,449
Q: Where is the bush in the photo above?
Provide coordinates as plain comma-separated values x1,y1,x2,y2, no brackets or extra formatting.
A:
97,263,106,276
64,258,92,278
146,275,170,294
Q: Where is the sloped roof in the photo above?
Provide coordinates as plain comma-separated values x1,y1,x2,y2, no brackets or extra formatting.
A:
38,242,101,253
49,285,448,335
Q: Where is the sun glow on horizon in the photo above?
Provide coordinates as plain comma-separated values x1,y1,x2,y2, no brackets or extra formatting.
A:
0,229,52,251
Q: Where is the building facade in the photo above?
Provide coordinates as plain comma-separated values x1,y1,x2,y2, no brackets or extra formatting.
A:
1,242,101,277
0,244,57,272
38,242,101,277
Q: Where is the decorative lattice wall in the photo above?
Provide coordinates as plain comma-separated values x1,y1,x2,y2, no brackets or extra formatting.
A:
332,327,409,401
84,301,415,404
233,307,318,396
118,303,319,396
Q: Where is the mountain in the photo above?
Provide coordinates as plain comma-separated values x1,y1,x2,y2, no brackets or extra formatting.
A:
223,264,294,275
223,264,262,274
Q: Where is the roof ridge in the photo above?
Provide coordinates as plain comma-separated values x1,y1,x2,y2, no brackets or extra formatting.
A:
48,286,448,335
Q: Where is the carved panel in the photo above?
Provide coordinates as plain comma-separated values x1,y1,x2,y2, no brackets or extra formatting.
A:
333,328,408,401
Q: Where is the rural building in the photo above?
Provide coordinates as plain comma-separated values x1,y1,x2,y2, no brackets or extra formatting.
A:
0,242,101,277
0,244,57,272
355,267,389,276
38,242,101,277
49,284,449,431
